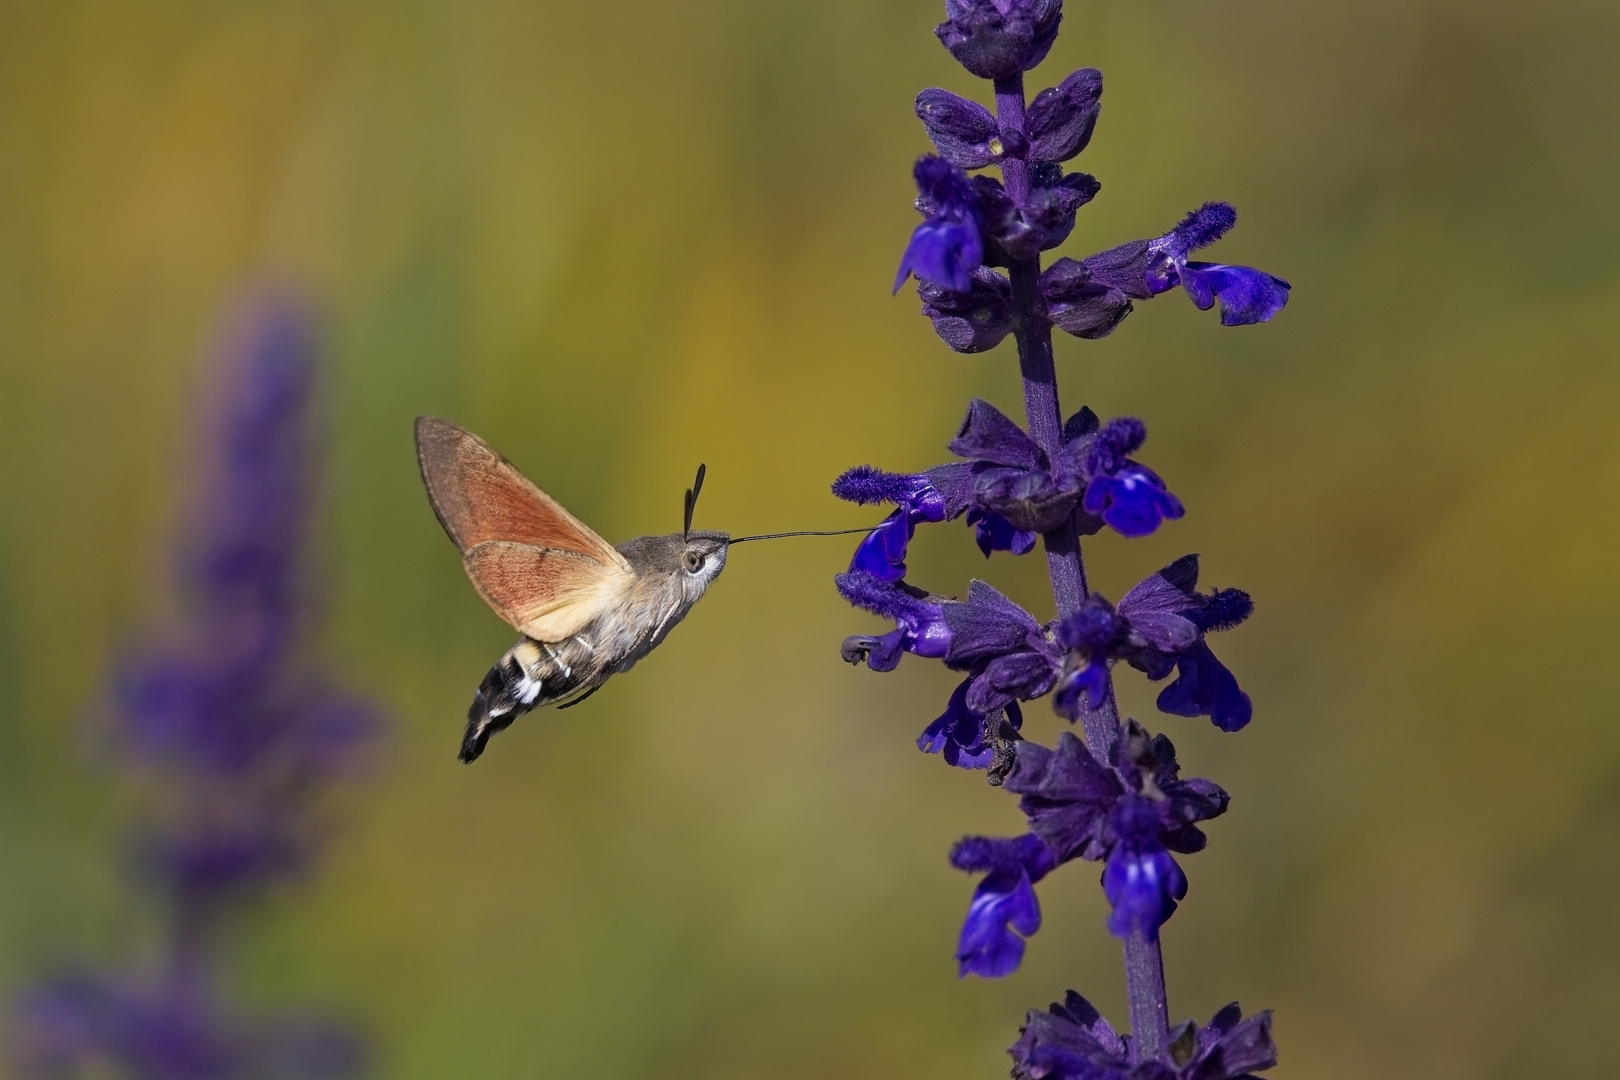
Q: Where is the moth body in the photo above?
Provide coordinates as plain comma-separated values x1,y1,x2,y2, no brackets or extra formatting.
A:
460,531,728,761
415,415,730,763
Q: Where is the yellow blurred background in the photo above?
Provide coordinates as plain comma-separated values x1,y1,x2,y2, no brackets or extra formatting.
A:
2,0,1618,1076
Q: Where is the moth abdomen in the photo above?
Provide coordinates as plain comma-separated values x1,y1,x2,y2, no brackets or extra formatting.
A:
461,640,555,763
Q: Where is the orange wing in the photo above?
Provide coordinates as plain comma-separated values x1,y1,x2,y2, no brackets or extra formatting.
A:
462,542,629,641
415,416,634,640
415,416,631,570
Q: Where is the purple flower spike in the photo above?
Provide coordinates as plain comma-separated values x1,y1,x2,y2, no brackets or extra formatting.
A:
1102,797,1187,942
935,0,1064,81
950,834,1056,978
896,156,983,293
918,676,1023,770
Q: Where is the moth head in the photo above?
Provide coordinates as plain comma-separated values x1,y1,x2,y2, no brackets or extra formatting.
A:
618,530,729,590
680,530,730,583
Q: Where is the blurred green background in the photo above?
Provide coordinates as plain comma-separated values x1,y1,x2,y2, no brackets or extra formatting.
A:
2,0,1618,1076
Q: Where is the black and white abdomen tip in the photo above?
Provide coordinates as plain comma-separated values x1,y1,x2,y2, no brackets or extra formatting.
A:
459,640,546,763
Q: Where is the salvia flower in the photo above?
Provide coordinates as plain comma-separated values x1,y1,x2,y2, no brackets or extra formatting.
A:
1055,555,1254,730
950,834,1057,978
985,726,1226,953
1078,203,1290,328
942,580,1064,714
895,156,984,294
1009,991,1277,1080
836,570,953,672
1079,417,1184,538
949,398,1088,537
1103,796,1187,941
831,464,968,581
918,676,1024,771
935,0,1064,81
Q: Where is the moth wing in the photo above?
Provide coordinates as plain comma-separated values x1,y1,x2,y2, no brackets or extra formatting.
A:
462,541,634,642
415,415,632,573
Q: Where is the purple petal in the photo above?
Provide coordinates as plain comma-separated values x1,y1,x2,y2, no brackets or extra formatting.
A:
1180,262,1292,326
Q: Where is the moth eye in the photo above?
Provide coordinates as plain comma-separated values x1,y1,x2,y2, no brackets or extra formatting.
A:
684,551,703,573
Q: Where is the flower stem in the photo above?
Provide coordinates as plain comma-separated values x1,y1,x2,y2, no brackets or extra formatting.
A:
994,71,1171,1066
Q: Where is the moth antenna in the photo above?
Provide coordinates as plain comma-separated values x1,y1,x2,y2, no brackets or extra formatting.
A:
729,526,878,544
683,463,706,540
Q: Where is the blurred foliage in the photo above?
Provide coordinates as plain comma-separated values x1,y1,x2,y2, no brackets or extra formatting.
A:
1,1,1618,1077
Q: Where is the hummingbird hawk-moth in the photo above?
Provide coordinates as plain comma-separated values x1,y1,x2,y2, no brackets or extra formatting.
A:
416,417,867,763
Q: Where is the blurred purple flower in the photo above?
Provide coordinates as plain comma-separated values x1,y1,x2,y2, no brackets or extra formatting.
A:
11,290,381,1079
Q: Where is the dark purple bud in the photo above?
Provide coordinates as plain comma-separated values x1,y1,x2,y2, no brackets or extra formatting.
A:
1082,464,1184,538
935,0,1063,81
1004,732,1123,862
1102,798,1187,941
918,677,1024,770
830,465,938,507
915,88,1001,169
919,267,1014,352
1026,68,1103,163
1040,258,1134,339
950,833,1056,978
972,173,1098,265
968,647,1062,714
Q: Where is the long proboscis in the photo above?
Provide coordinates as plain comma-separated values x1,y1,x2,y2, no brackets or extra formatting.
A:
729,526,876,544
